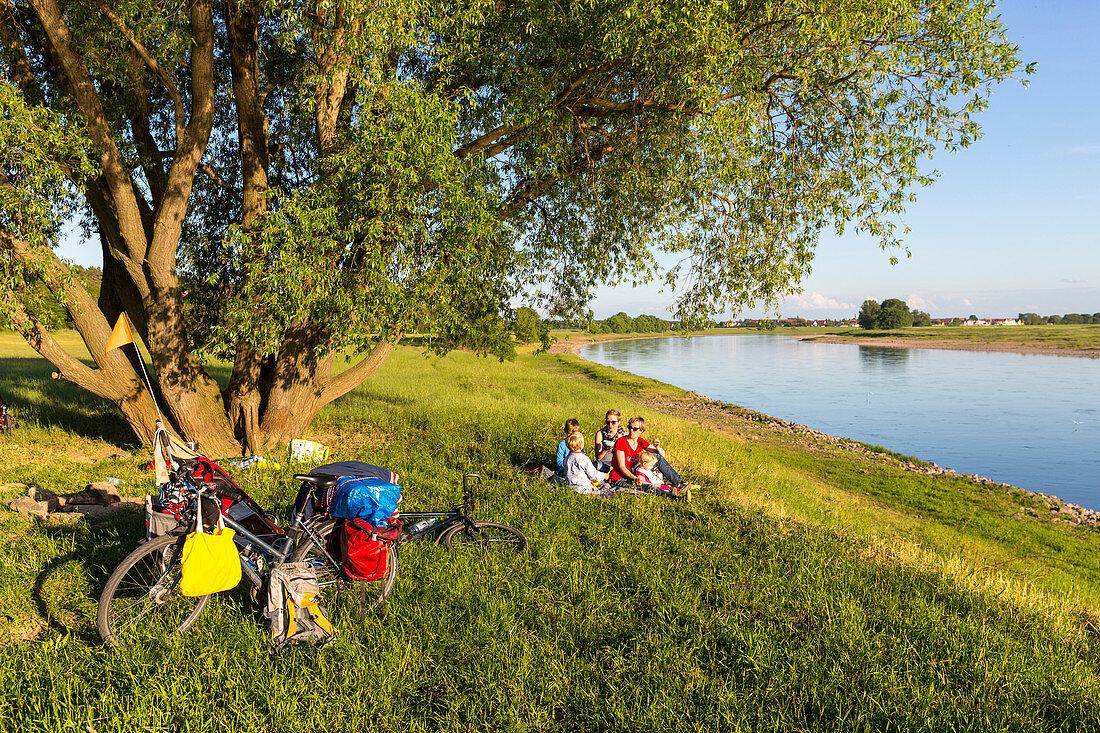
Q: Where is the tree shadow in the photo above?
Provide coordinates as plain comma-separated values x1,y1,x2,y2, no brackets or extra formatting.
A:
30,511,145,644
0,356,135,445
333,391,415,410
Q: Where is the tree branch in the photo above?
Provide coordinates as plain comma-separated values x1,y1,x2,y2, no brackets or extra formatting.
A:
96,1,186,144
199,163,242,202
0,287,111,396
28,0,149,262
0,0,43,104
320,336,401,404
0,225,118,364
145,0,216,277
125,49,169,206
454,121,531,160
501,135,633,217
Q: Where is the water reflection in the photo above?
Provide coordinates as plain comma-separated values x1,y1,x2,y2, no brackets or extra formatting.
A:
858,346,910,370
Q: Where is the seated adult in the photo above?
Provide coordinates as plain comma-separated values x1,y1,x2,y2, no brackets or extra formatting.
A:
608,416,688,489
593,409,625,471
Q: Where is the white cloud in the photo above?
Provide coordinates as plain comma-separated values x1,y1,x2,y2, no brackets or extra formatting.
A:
786,292,855,311
906,294,936,312
962,298,973,308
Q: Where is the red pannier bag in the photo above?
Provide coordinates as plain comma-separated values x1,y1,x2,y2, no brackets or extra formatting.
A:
341,514,400,582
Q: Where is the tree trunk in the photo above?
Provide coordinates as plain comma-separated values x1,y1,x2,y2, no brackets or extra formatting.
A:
5,0,403,458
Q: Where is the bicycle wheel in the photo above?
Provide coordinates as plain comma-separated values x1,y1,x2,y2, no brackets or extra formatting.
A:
288,519,398,619
442,521,528,554
97,534,210,647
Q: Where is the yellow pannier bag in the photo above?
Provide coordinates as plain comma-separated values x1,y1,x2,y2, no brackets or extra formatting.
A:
179,510,242,597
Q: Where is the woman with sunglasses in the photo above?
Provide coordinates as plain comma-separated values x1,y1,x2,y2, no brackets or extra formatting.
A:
594,410,626,471
607,416,688,489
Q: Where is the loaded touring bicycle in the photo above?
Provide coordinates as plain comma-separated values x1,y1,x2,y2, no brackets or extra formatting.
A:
96,429,527,647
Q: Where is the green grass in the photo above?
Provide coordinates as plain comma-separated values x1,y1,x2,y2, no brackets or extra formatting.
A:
1,334,1100,730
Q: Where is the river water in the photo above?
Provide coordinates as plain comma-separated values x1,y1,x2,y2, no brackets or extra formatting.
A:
580,334,1100,509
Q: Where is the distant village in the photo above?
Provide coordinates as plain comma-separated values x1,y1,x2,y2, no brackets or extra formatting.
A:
725,317,1023,328
573,310,1099,335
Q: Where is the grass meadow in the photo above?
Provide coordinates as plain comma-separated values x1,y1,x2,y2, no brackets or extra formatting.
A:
1,331,1099,731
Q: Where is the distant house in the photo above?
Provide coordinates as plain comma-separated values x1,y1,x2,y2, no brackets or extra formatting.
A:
961,318,1019,327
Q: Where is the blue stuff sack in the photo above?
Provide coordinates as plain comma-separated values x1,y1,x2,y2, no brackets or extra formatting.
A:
326,476,402,528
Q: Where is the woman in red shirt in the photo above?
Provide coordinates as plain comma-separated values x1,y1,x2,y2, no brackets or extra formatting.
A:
608,416,686,488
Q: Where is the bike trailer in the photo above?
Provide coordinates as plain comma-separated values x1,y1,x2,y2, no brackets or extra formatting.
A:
189,457,285,537
150,425,283,538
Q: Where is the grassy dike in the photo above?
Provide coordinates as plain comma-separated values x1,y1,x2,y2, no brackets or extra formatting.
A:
1,332,1099,731
794,323,1100,356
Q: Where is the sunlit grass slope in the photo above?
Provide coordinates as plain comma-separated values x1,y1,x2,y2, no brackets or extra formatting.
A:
1,335,1098,731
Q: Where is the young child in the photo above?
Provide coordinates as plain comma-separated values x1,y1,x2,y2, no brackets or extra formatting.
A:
634,451,664,486
562,431,607,494
555,418,582,474
635,451,691,501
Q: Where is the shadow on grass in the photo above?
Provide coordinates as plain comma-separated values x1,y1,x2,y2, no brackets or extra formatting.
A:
0,357,134,446
333,391,416,410
31,511,145,644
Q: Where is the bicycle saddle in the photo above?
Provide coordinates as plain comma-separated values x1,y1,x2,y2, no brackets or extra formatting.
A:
294,473,338,488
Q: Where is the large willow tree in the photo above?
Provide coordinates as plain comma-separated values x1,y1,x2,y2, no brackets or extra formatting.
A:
0,0,1021,455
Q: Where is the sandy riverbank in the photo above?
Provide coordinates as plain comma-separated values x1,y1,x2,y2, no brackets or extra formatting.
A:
802,334,1100,358
548,331,698,356
550,330,1100,358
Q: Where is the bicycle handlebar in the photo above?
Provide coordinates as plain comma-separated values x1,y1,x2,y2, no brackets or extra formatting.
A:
462,473,481,506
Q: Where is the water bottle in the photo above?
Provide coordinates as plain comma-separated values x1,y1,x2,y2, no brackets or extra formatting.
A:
409,518,437,534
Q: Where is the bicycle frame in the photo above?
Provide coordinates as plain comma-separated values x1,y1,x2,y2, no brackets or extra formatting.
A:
193,486,336,589
398,473,481,543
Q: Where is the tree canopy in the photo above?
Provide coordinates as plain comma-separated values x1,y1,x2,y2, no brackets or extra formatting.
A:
0,0,1023,454
876,298,913,329
858,299,881,330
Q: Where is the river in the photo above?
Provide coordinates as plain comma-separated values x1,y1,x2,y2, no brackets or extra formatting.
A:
580,334,1100,509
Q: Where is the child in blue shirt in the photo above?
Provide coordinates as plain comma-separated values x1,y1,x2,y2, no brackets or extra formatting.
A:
555,418,581,474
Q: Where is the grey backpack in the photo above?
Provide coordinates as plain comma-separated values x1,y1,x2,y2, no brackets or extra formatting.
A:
264,561,336,651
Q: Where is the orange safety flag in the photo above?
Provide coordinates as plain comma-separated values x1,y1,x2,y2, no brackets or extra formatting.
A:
105,313,135,354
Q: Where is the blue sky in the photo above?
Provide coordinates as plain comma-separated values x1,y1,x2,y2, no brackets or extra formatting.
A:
590,1,1100,320
55,2,1097,322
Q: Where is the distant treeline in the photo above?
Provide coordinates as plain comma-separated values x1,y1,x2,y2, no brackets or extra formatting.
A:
584,312,682,334
1018,312,1100,325
0,265,102,332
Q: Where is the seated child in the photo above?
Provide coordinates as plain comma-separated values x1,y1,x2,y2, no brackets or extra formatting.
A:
555,418,581,475
562,431,608,494
634,451,665,487
635,451,691,500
